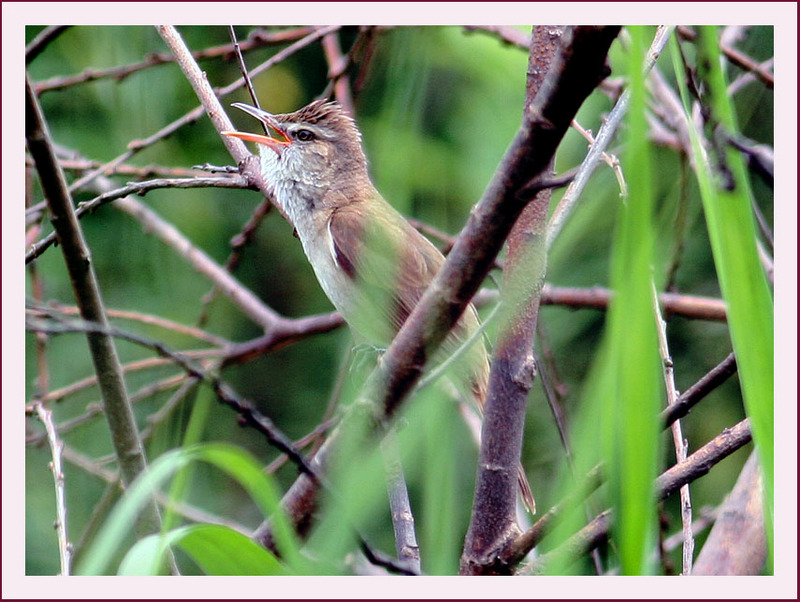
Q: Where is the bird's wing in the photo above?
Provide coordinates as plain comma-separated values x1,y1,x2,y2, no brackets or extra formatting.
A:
327,201,443,342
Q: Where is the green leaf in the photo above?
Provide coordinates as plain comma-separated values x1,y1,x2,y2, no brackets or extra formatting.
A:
602,25,662,575
671,27,774,568
77,443,304,575
118,525,286,576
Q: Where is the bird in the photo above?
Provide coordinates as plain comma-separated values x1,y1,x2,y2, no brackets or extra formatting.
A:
223,99,534,513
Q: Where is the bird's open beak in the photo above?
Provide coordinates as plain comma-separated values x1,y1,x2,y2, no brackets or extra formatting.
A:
222,103,290,153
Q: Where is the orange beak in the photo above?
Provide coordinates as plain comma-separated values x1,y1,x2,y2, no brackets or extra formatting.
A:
222,103,290,154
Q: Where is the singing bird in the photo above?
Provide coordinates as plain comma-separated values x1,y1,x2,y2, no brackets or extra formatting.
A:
224,99,534,512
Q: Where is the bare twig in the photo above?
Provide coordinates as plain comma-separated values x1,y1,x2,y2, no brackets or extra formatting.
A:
33,27,320,93
570,118,627,196
662,506,717,552
676,26,774,89
25,26,71,63
540,284,727,321
28,301,230,347
321,30,355,116
29,403,72,575
463,25,531,50
381,432,421,573
655,419,752,500
661,352,737,429
651,281,694,575
26,313,321,482
26,175,251,263
228,26,262,113
546,25,674,251
521,419,752,573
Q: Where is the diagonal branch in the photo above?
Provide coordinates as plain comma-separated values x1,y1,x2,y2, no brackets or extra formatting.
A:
372,26,621,422
518,418,752,573
25,72,167,543
252,25,621,555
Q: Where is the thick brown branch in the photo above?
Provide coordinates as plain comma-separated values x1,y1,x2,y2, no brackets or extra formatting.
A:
376,26,620,420
255,26,622,553
461,24,564,576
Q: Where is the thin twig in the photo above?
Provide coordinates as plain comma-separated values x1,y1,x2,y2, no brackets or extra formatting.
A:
28,301,230,347
520,419,752,573
463,25,531,50
228,26,263,114
676,26,774,89
661,352,737,428
25,176,251,263
546,25,674,251
27,313,321,482
381,432,421,573
539,284,727,321
33,27,320,93
321,30,355,115
30,403,72,575
651,280,694,575
25,25,71,63
570,118,627,196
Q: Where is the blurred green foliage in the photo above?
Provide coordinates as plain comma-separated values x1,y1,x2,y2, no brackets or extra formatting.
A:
24,25,773,576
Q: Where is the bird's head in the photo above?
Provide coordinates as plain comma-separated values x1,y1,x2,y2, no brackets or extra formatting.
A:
223,100,369,202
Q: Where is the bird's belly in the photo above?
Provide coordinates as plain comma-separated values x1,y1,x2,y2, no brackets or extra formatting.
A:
301,237,394,347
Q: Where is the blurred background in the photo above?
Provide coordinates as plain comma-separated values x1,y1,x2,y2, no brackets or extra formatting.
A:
24,25,774,575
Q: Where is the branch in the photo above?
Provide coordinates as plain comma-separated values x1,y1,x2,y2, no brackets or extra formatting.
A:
25,72,166,541
652,281,694,575
253,25,622,557
676,26,774,89
463,25,531,50
25,176,251,263
661,352,737,428
521,419,752,573
540,284,727,321
29,402,72,575
546,25,674,251
381,433,421,573
461,24,565,575
26,314,321,482
25,25,71,63
33,27,321,93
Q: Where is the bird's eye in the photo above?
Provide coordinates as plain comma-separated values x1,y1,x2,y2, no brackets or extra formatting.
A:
294,129,315,142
